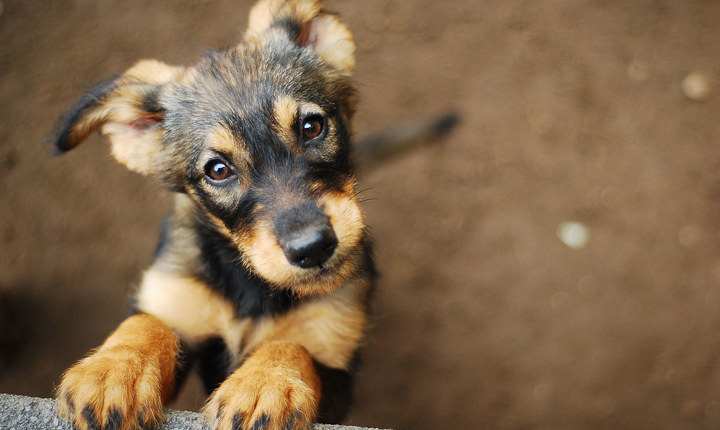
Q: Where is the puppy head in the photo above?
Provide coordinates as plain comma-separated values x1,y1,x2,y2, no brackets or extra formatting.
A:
49,0,364,297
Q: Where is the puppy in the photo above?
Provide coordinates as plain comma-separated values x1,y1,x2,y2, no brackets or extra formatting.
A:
49,1,372,429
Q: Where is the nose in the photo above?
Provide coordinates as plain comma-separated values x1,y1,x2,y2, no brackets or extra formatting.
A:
275,202,338,269
282,224,338,268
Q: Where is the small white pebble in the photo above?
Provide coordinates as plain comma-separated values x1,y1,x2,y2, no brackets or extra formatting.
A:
681,71,712,101
557,221,589,250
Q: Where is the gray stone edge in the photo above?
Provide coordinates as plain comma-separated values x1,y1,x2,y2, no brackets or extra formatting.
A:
0,393,388,430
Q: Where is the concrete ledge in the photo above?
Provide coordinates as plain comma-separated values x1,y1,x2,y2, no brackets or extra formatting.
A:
0,393,387,430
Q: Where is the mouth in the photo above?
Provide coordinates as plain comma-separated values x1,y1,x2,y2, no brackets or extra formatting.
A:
299,248,361,290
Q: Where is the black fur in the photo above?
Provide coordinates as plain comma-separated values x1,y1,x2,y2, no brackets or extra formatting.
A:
273,200,329,239
141,88,165,116
196,337,235,394
50,76,118,154
173,337,235,398
82,405,100,430
172,341,195,400
194,213,301,318
313,359,355,424
162,46,355,182
49,3,379,428
153,216,173,259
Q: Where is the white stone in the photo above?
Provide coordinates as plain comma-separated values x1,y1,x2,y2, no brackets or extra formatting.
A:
681,71,712,101
557,221,589,250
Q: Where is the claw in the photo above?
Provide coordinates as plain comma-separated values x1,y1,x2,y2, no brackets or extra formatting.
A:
82,405,100,430
232,413,244,430
250,414,270,430
284,411,300,430
104,408,123,430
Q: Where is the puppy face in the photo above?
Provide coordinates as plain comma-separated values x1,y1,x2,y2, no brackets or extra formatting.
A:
50,0,364,296
167,44,363,296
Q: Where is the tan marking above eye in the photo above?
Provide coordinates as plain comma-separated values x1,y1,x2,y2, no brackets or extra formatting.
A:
273,96,299,145
206,125,249,163
273,98,331,151
202,125,252,186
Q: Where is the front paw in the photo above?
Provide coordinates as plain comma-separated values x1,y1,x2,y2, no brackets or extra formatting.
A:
203,360,319,430
56,345,167,430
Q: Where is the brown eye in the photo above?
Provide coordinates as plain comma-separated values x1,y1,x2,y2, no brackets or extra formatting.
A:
301,115,325,141
205,160,233,182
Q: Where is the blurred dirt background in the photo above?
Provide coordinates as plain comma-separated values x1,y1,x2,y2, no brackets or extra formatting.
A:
2,1,720,429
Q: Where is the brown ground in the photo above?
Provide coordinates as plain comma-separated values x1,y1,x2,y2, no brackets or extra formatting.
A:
2,1,720,429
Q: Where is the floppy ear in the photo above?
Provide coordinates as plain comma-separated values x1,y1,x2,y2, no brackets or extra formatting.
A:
49,60,185,176
245,0,355,74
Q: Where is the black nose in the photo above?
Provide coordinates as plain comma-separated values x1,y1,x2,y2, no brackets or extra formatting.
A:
275,202,338,269
282,224,338,268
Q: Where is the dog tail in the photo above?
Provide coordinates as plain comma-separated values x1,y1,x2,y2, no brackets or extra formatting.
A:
354,113,459,170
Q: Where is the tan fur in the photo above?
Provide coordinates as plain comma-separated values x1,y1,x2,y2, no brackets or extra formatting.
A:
207,125,250,166
195,126,254,209
298,102,324,119
254,277,369,369
181,189,240,242
203,341,321,430
124,59,186,84
239,181,364,297
54,1,368,429
65,59,184,164
245,0,354,74
137,266,369,370
104,119,164,175
273,96,299,145
65,106,111,148
100,64,179,174
135,269,251,356
298,102,343,162
319,188,365,265
244,219,303,288
304,14,355,73
246,0,321,41
153,194,206,273
56,314,178,430
243,189,364,298
274,98,341,157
